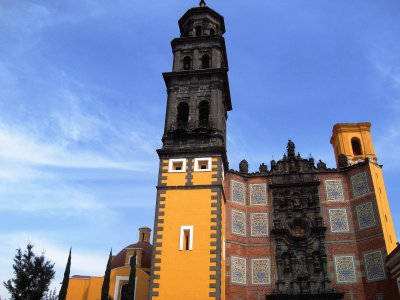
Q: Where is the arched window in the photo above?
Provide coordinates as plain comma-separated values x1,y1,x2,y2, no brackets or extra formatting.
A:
199,101,209,127
120,284,129,300
351,138,362,156
210,28,215,35
177,102,189,127
195,26,202,37
183,56,192,70
202,55,210,69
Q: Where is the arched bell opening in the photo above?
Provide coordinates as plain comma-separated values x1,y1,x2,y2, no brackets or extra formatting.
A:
198,100,209,127
351,137,362,156
177,102,189,128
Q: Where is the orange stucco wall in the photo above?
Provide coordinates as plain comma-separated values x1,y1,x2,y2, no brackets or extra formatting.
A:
66,266,150,300
152,156,224,299
369,163,398,253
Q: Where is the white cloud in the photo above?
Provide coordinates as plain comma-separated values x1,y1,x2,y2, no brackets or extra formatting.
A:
0,124,151,172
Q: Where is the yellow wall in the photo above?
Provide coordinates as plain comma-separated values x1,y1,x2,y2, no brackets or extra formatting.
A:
66,266,150,300
369,163,398,253
152,156,224,299
67,277,102,300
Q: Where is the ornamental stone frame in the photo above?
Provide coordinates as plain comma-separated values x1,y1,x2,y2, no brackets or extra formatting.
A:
356,201,376,230
231,180,246,205
364,250,386,281
250,183,267,205
325,179,344,201
251,258,271,285
231,256,247,285
250,213,269,237
329,209,350,233
231,209,246,236
351,172,369,198
334,255,357,283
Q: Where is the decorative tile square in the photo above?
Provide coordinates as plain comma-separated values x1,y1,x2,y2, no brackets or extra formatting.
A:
356,202,376,230
231,256,247,285
364,250,385,281
325,180,344,201
250,213,268,236
232,209,246,236
329,209,349,232
251,258,271,285
351,172,369,198
334,256,356,283
250,184,267,205
231,180,245,205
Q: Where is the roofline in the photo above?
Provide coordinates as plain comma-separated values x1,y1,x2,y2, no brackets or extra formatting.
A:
178,6,225,34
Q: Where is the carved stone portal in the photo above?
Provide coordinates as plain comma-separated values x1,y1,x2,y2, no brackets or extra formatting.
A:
267,141,343,300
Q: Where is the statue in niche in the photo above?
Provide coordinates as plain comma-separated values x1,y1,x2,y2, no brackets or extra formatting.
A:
284,256,291,272
314,256,321,271
295,255,307,277
239,159,249,173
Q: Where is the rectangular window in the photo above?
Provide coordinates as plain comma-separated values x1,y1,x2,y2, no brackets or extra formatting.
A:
168,159,186,173
127,254,139,265
179,226,193,251
194,157,212,172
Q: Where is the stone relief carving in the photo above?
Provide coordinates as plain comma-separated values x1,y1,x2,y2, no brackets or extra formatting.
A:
268,141,342,299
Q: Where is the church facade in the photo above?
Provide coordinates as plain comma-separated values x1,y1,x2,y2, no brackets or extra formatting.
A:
66,2,399,300
148,2,398,300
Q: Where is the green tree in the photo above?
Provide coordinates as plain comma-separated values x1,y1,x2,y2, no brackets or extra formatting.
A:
4,243,55,300
122,252,136,300
44,288,58,300
101,249,112,300
58,248,71,300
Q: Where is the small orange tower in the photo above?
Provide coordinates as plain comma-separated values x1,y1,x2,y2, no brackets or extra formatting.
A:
330,122,377,165
331,122,397,253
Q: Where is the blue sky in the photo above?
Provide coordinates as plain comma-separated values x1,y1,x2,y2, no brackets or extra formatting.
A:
1,0,400,297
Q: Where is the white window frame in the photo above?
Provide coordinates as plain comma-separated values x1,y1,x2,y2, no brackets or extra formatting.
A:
194,157,212,172
114,276,137,300
168,158,186,173
179,225,194,251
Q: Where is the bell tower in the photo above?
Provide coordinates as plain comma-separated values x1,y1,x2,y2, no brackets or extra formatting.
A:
330,122,377,167
149,1,230,299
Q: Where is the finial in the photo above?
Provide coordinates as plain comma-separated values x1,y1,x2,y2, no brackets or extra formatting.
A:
199,0,207,7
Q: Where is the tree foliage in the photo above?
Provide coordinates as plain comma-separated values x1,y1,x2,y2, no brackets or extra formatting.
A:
122,252,136,300
101,250,112,300
58,248,71,300
44,288,58,300
3,243,55,300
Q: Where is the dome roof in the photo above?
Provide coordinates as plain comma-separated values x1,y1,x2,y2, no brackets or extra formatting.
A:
111,241,152,270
